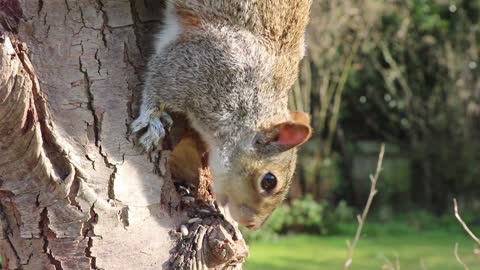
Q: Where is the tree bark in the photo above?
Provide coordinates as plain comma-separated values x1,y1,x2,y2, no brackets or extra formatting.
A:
0,1,247,269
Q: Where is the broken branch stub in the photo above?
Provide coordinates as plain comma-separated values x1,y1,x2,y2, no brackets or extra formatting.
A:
166,165,248,269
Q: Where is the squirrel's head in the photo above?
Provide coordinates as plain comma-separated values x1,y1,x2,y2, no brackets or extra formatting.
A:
212,112,312,230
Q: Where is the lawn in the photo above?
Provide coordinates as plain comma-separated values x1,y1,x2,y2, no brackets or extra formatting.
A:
244,231,479,270
1,230,477,269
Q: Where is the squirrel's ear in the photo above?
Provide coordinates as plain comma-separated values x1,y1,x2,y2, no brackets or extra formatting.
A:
256,112,312,153
290,111,311,126
277,122,311,147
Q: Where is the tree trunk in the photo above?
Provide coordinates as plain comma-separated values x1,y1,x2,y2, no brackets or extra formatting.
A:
0,1,247,269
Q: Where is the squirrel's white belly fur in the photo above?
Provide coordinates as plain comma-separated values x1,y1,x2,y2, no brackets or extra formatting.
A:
154,3,181,54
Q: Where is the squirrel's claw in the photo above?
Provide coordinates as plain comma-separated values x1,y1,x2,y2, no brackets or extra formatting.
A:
159,112,173,130
139,117,165,151
130,112,172,151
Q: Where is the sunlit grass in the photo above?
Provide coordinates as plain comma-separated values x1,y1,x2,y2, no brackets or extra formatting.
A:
245,231,479,270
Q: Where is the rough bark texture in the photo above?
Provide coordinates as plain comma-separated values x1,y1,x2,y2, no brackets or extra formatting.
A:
0,0,247,269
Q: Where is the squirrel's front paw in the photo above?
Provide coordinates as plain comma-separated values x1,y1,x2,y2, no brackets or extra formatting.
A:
130,112,173,151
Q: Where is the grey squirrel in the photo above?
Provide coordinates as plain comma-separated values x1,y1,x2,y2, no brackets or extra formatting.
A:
131,0,313,230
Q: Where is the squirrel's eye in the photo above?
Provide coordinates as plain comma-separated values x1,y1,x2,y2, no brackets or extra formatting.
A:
261,172,277,192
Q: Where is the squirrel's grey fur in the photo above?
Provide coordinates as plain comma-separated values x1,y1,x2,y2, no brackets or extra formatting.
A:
131,0,312,229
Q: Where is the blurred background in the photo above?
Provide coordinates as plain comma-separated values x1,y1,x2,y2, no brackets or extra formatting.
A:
245,0,480,269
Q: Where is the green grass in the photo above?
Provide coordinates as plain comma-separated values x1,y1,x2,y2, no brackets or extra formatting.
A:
244,231,479,270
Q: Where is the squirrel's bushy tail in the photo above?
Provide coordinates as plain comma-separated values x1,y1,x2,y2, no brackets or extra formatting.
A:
174,0,312,53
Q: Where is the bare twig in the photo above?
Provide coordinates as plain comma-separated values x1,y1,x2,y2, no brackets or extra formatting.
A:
343,144,385,269
382,255,395,270
381,253,400,270
454,243,470,270
453,198,480,245
395,253,400,270
419,259,428,270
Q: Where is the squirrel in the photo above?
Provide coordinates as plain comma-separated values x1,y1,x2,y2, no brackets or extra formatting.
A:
130,0,313,230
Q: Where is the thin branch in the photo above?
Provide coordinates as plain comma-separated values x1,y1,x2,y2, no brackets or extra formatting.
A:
324,35,362,157
395,253,400,270
454,243,470,270
420,259,428,270
382,255,395,270
381,253,400,270
343,144,385,269
453,198,480,245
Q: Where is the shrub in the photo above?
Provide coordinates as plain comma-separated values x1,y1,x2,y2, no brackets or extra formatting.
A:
242,196,341,242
